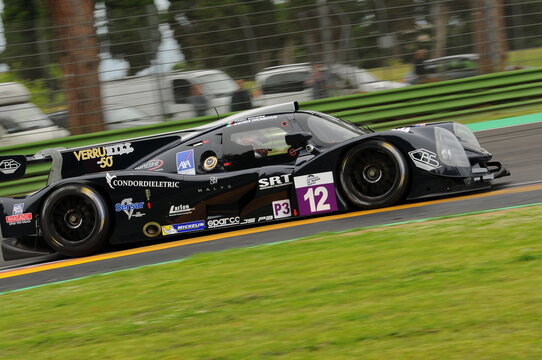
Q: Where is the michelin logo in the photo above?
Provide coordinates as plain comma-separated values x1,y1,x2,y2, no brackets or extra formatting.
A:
162,220,205,236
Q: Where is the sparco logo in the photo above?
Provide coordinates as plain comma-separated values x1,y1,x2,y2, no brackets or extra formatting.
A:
258,174,291,190
106,173,180,190
207,217,240,228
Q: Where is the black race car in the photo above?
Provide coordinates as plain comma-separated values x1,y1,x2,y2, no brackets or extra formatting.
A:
0,102,509,259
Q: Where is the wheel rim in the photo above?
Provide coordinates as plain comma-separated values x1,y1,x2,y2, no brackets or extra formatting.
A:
346,147,399,199
50,194,98,243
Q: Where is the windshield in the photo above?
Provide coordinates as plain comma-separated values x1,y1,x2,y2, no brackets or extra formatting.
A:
261,71,310,94
296,112,366,146
0,103,54,131
198,73,237,97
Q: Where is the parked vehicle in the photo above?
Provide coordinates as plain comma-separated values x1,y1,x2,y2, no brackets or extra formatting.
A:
404,54,479,84
253,63,406,107
48,105,160,131
101,69,238,121
0,82,70,148
0,101,509,259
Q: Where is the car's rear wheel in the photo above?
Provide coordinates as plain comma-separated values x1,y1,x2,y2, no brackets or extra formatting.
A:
40,184,110,257
339,140,409,209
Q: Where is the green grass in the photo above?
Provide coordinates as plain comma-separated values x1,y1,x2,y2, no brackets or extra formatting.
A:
2,205,542,359
507,47,542,68
370,46,542,82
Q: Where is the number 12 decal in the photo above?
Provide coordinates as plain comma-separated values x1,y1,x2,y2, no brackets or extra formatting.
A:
303,186,331,213
294,172,338,216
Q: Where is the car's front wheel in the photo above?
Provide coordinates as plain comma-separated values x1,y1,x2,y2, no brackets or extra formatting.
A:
339,140,409,209
40,184,110,257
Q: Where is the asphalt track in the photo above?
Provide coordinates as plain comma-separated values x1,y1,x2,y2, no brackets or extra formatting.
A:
1,121,542,292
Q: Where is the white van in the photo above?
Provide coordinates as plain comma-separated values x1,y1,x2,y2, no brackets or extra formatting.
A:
253,64,314,107
0,82,70,148
253,63,407,107
101,69,238,121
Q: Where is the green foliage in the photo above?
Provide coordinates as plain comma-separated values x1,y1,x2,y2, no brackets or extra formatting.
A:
0,69,64,111
1,205,542,359
168,0,279,78
504,0,542,50
103,0,161,76
1,0,55,81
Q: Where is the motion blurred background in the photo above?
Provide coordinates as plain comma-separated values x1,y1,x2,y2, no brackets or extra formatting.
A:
0,0,540,146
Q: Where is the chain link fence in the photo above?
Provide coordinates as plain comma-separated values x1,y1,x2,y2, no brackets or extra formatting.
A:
0,0,541,146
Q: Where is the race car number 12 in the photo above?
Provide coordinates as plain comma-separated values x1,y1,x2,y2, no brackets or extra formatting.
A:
303,186,331,213
294,172,338,216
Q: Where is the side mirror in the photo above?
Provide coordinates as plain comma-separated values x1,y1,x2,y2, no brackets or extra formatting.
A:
285,132,312,146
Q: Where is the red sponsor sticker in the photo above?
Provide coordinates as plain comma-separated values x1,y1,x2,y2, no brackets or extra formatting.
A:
6,213,33,223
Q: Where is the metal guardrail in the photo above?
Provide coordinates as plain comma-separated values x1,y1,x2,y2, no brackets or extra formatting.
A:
1,68,541,197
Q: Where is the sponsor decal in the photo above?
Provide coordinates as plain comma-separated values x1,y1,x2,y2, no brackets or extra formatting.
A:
241,218,256,224
73,142,134,168
257,215,274,222
294,171,338,216
228,115,278,127
13,203,24,215
207,216,241,229
5,203,32,225
272,199,291,219
408,148,440,171
210,176,218,185
145,189,152,208
392,127,411,133
169,204,195,216
203,156,218,171
258,174,291,190
106,173,180,190
115,198,145,219
162,220,205,235
197,184,232,193
135,159,164,171
0,159,21,175
176,149,195,175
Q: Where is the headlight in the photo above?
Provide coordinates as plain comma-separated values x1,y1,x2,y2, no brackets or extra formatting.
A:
435,127,470,167
453,123,482,149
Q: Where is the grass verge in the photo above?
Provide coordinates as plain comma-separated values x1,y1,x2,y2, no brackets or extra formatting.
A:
1,205,542,359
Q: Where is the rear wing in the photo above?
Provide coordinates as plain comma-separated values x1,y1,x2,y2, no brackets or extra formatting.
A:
0,155,29,181
0,134,184,185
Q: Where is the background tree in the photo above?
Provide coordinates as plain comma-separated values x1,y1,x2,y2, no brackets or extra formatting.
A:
1,0,53,80
44,0,104,134
103,0,161,76
167,0,279,79
503,0,542,51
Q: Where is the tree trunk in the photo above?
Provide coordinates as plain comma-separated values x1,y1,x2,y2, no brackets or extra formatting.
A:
45,0,104,134
471,0,507,74
433,1,449,59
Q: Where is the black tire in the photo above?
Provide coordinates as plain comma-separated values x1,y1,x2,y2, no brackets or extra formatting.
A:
339,140,409,209
40,184,110,257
